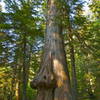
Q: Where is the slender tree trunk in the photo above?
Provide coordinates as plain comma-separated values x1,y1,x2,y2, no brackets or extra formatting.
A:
16,65,22,100
68,24,77,100
31,0,72,100
22,34,27,100
66,7,78,100
22,34,30,100
70,45,77,100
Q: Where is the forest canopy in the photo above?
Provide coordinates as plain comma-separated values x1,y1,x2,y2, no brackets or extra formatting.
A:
0,0,100,100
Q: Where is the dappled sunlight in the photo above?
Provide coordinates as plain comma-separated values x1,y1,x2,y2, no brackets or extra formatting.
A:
52,32,61,40
53,59,68,87
0,0,99,100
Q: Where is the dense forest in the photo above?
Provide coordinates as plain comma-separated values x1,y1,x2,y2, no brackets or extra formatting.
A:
0,0,100,100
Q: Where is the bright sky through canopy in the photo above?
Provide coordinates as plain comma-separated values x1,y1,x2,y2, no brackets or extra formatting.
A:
0,0,91,15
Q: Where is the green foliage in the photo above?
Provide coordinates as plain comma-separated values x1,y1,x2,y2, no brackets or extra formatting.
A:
0,0,100,100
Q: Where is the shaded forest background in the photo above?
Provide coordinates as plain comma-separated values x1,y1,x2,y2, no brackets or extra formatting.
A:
0,0,100,100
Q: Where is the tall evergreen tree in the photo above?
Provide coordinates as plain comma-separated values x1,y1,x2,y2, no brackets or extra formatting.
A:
31,0,72,100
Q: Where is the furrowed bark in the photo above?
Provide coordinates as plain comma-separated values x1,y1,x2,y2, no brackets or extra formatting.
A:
30,0,72,100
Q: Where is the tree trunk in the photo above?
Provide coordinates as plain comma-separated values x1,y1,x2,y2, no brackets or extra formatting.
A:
30,0,72,100
66,5,78,100
70,45,77,100
22,34,30,100
68,25,77,100
22,35,27,100
16,65,22,100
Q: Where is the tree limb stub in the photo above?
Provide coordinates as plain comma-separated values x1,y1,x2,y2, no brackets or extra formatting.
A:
30,53,56,89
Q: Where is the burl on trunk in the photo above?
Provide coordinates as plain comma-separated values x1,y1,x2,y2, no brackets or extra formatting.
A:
30,0,72,100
